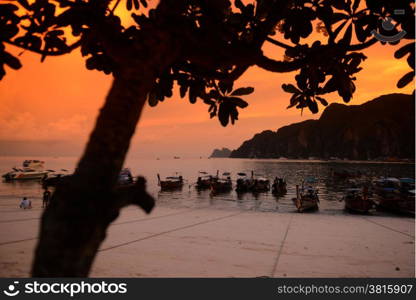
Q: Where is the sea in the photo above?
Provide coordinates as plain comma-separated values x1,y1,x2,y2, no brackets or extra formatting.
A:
0,156,414,217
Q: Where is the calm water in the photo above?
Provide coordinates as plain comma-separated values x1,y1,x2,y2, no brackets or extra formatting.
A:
0,156,414,216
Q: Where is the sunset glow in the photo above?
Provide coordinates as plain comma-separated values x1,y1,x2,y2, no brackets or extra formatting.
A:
0,26,413,158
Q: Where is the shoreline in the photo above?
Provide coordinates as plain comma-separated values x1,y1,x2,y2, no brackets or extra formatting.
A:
0,202,414,277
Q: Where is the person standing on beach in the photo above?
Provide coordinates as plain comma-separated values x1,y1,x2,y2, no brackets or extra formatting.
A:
43,189,51,208
19,197,32,209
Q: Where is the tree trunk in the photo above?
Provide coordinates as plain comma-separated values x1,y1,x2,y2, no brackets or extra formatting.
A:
30,76,146,276
31,33,179,275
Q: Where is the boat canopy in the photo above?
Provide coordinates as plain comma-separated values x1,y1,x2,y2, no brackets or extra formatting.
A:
399,178,415,183
304,176,318,183
237,173,247,176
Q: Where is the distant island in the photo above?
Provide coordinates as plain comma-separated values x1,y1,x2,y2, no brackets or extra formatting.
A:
210,147,232,158
230,93,415,160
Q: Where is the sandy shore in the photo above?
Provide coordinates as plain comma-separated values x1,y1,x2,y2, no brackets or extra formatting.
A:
0,203,414,277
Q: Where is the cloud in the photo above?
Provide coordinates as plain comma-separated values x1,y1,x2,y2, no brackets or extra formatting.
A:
0,113,91,141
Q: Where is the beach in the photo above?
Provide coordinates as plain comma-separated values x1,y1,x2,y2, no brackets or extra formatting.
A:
0,203,414,277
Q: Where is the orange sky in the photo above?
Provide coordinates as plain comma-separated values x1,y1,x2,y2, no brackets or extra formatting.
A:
0,8,413,158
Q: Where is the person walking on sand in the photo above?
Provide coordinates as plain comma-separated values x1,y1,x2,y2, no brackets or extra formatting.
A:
42,189,51,208
19,197,32,209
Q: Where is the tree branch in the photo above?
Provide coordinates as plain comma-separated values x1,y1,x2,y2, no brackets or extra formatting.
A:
110,0,122,14
256,55,304,73
114,177,155,213
265,37,293,49
4,39,82,57
115,181,155,214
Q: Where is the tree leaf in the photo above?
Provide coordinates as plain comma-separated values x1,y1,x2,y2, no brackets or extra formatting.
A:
126,0,133,10
235,0,245,11
316,96,328,106
133,0,140,10
230,87,254,96
179,84,188,98
394,42,413,59
352,0,361,12
3,52,22,70
397,71,414,88
339,23,353,45
218,102,229,127
140,0,148,8
307,98,319,114
287,94,302,109
332,20,347,40
189,85,197,104
282,83,301,94
147,91,158,107
227,97,248,108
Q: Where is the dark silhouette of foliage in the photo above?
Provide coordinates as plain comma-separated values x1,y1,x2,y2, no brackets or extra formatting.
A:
0,0,414,277
1,0,414,120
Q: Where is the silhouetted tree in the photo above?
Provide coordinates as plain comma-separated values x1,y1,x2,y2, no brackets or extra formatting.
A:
0,0,414,276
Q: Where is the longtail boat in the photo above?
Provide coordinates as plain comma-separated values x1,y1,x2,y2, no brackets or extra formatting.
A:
343,187,374,214
292,177,319,212
373,177,415,216
157,173,184,190
211,172,232,194
272,177,287,196
251,174,270,193
196,171,218,189
236,172,253,192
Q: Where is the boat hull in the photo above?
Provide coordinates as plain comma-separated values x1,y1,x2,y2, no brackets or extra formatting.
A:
345,197,373,214
196,179,213,190
160,181,183,190
211,181,232,193
3,171,48,181
292,197,319,212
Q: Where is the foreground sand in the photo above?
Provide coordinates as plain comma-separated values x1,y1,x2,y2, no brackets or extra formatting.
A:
0,204,414,277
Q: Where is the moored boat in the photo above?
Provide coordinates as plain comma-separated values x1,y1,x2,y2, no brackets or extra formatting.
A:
251,174,270,193
2,160,49,181
41,169,71,188
292,177,319,212
210,172,232,194
158,173,184,190
343,187,374,214
236,172,253,192
272,177,287,196
196,171,218,189
373,177,415,216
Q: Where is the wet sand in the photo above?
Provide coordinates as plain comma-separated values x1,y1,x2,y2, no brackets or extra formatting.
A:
0,204,414,277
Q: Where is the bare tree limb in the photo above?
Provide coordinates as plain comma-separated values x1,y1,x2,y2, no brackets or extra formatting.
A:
265,37,293,49
256,54,304,73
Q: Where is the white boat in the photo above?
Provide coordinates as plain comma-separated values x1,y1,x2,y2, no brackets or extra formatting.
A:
2,160,49,181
